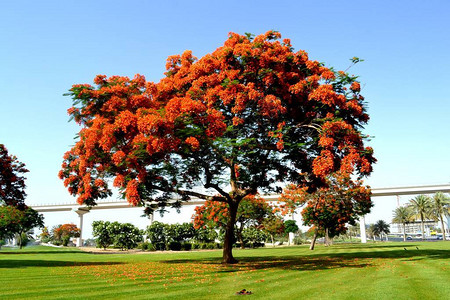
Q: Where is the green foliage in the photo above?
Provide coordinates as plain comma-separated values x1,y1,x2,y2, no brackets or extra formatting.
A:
146,221,168,245
39,227,51,243
168,241,182,251
146,222,197,250
372,220,390,240
293,236,307,245
138,241,156,251
154,242,166,251
109,222,143,250
62,236,70,247
93,221,143,250
92,221,113,249
284,220,299,234
193,227,218,243
0,206,44,248
181,242,192,251
241,227,267,247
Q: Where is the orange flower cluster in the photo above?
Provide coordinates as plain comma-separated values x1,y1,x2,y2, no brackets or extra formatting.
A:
279,172,372,235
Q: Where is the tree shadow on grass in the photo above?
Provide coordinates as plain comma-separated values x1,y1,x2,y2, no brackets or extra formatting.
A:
0,250,84,255
160,256,371,272
334,244,418,250
159,247,449,272
0,259,124,269
319,248,450,260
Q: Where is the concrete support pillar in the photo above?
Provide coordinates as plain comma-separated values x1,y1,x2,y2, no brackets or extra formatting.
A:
149,213,154,225
73,207,90,247
359,215,367,243
288,212,295,245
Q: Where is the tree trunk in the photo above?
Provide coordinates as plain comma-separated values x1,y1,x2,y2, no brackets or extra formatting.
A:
18,233,23,249
222,201,238,264
310,228,318,250
420,214,425,240
440,214,446,241
402,223,406,242
324,228,331,246
270,234,275,247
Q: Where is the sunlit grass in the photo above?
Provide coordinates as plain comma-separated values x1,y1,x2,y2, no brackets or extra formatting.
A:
1,242,449,299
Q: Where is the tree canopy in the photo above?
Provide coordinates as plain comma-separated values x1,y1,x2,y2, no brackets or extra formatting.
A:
278,172,372,249
0,206,44,248
392,206,414,241
59,31,374,263
0,144,28,208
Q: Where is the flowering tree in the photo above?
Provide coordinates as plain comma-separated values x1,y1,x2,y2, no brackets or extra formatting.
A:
192,195,273,248
52,223,80,246
59,31,374,263
261,215,286,246
279,172,372,250
0,144,28,208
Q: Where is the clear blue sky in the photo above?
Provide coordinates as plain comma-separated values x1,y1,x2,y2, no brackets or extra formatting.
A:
1,0,449,232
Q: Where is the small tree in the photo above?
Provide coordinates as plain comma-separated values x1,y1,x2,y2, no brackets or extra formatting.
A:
372,220,390,241
392,206,414,241
146,221,169,249
0,206,44,248
52,224,80,246
261,216,285,246
284,220,299,245
0,206,22,243
92,221,113,249
241,227,267,247
0,144,28,208
110,222,143,250
193,196,274,248
165,223,195,243
408,195,432,240
39,227,51,243
279,172,372,250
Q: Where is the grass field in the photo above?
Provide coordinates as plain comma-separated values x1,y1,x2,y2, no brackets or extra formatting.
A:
1,242,449,299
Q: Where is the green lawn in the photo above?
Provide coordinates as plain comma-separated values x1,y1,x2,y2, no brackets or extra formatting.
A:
1,242,449,299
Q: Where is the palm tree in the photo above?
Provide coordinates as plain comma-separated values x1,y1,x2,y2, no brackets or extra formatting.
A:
392,206,414,241
430,192,450,240
373,220,390,241
408,195,432,240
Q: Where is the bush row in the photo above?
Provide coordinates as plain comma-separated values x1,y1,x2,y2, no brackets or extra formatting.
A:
138,241,224,251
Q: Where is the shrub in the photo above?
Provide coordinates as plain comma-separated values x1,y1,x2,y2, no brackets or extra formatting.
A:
252,242,265,248
138,241,156,251
62,236,70,247
205,242,218,249
168,241,182,251
92,221,113,249
154,242,166,251
110,223,143,250
293,236,306,245
193,227,218,243
146,221,168,245
138,242,148,250
181,242,192,251
241,227,268,247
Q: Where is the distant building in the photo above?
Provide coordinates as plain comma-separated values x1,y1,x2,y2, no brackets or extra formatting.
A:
390,220,445,237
